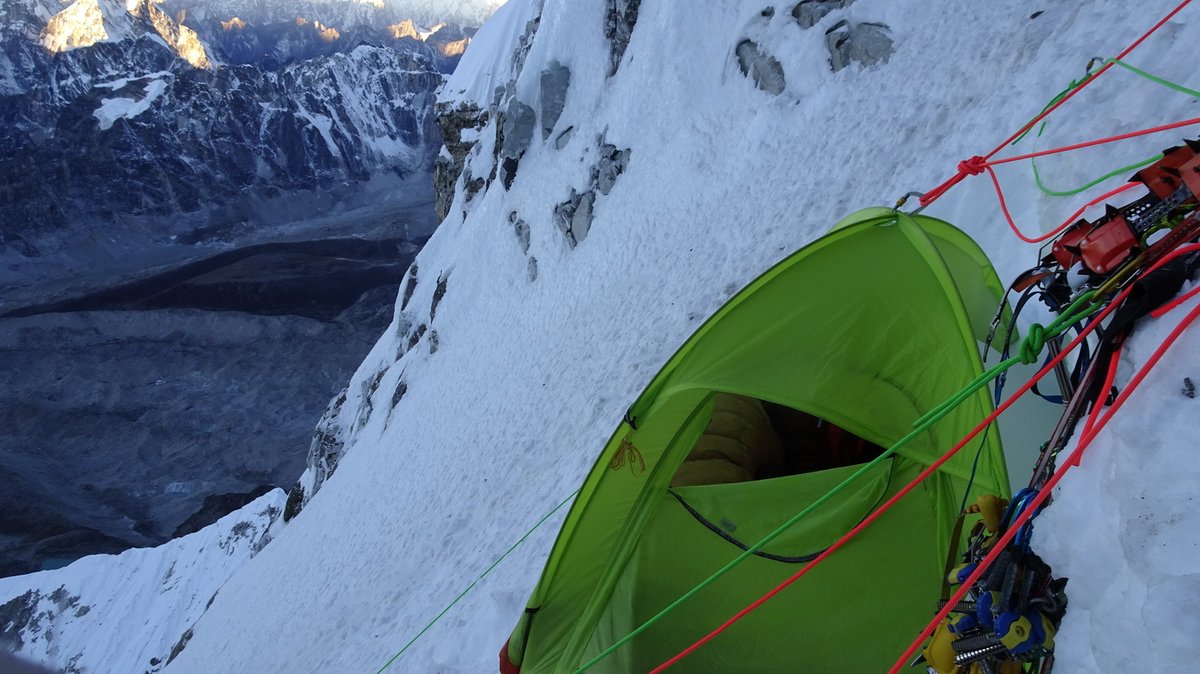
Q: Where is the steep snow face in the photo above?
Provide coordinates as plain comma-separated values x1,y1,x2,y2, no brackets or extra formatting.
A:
1033,308,1200,674
0,490,285,674
439,0,538,107
7,0,1198,672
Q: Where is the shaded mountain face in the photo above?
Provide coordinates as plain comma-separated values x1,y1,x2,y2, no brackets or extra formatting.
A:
0,0,469,288
0,0,490,576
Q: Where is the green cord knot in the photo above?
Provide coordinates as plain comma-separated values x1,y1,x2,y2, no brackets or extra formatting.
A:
1020,323,1047,364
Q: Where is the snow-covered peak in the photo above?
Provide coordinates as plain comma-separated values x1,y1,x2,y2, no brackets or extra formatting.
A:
40,0,126,53
41,0,212,68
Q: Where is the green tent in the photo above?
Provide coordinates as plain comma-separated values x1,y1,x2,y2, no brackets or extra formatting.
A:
502,209,1013,673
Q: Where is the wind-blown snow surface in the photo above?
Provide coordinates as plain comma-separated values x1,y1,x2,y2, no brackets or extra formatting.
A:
14,0,1198,671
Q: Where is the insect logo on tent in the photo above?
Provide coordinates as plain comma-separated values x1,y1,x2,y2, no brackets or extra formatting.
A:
609,437,646,475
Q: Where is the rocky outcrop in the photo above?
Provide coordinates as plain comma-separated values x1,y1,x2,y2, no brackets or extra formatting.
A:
791,0,854,29
434,102,488,220
539,62,570,139
497,98,537,189
285,387,349,520
604,0,640,75
432,5,543,219
728,0,890,96
736,39,785,94
553,138,630,248
554,190,595,248
824,19,893,72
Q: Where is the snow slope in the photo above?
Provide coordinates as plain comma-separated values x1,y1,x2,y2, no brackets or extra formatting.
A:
0,491,285,674
6,0,1200,672
438,0,539,107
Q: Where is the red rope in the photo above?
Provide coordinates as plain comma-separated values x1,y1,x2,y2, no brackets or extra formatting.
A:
981,117,1200,243
1153,283,1200,317
985,0,1194,160
923,115,1200,215
987,170,1141,244
1076,341,1124,464
890,298,1200,673
987,117,1200,166
918,0,1194,209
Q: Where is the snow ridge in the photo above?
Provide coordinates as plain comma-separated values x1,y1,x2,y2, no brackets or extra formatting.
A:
0,491,285,674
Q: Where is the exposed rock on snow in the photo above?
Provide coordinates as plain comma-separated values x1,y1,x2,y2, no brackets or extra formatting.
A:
791,0,855,29
736,39,786,94
555,125,575,149
539,62,570,139
554,189,595,247
594,141,631,196
498,98,537,188
400,262,420,311
430,272,450,321
511,211,532,253
285,388,350,521
552,137,630,247
434,102,489,220
604,0,640,75
825,19,894,72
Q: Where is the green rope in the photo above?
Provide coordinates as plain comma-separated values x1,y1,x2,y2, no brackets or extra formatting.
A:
1031,153,1162,197
1109,58,1200,98
375,489,579,674
573,295,1106,673
914,292,1096,427
1019,58,1199,196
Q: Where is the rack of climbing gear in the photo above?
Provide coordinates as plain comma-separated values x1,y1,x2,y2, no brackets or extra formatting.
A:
1018,140,1200,484
907,137,1200,673
918,494,1065,674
